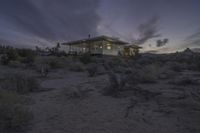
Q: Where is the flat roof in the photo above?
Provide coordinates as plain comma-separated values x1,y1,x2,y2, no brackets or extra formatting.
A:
62,35,129,45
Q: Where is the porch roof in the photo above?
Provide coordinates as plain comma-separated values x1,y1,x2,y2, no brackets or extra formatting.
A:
62,35,129,46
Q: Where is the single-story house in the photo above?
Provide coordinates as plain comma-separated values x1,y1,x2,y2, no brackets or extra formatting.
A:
61,35,141,56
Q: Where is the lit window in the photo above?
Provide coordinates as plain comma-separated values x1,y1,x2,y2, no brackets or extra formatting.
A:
107,44,111,50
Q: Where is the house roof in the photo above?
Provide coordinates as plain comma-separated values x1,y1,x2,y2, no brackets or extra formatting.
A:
62,35,129,45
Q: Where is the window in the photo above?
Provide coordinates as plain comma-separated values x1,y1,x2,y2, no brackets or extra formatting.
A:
106,44,112,50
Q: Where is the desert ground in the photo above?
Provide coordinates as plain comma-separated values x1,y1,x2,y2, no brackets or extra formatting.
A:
0,48,200,133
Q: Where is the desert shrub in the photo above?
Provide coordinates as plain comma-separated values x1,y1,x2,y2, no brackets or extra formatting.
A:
137,65,159,83
166,62,185,72
86,63,98,77
69,62,84,72
169,77,199,86
48,60,61,69
0,48,36,66
110,57,124,66
102,72,126,96
8,60,26,68
36,64,50,77
0,49,19,65
6,49,19,61
44,57,65,69
0,91,32,132
17,49,36,64
63,86,93,99
0,54,9,65
125,64,162,84
79,53,92,64
1,74,40,94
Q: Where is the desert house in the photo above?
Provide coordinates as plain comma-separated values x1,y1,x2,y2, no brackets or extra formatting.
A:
62,35,141,56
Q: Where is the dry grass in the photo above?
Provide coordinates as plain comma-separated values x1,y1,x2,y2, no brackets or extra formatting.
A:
0,91,32,132
1,73,40,94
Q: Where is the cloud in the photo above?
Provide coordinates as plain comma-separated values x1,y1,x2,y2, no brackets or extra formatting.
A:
132,16,161,45
0,0,100,47
156,38,169,47
184,29,200,48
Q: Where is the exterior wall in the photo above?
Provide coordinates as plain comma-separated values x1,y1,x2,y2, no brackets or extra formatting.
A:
63,40,124,56
102,41,123,56
90,41,103,55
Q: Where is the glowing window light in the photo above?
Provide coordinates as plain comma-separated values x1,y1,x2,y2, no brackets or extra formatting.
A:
107,44,111,50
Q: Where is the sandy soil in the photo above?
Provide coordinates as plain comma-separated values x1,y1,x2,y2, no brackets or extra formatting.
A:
25,69,200,133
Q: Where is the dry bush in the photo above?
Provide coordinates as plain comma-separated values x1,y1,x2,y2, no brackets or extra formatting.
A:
166,62,185,72
130,63,176,83
0,91,32,132
8,60,26,68
35,64,50,77
86,63,98,77
169,77,199,86
135,64,159,83
63,85,93,99
45,58,66,69
35,56,67,70
1,73,40,94
69,62,84,72
79,53,92,64
102,72,126,96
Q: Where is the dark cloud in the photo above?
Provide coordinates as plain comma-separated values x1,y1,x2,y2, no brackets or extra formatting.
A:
0,0,100,46
132,16,161,45
156,38,169,47
184,29,200,47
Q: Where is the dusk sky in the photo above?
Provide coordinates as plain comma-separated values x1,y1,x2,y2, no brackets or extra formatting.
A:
0,0,200,52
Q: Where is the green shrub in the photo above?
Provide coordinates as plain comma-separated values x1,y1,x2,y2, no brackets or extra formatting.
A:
0,91,32,132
